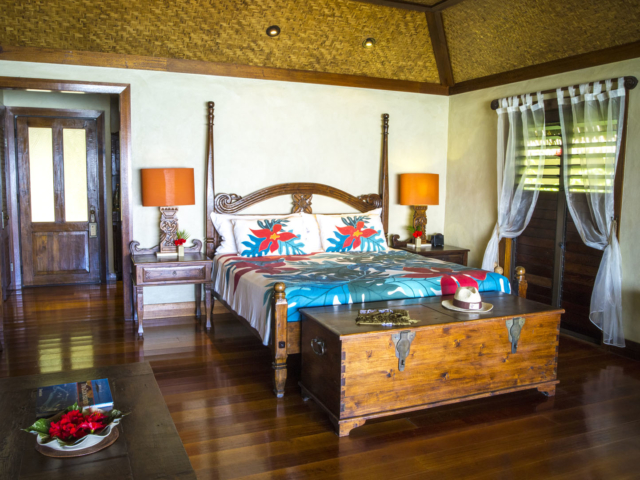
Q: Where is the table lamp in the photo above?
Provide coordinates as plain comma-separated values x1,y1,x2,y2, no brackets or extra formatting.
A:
399,173,439,239
141,168,195,256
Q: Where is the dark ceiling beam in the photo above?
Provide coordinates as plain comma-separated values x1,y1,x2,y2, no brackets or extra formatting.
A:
348,0,431,12
449,40,640,95
349,0,468,12
0,45,449,96
431,0,469,12
425,11,455,86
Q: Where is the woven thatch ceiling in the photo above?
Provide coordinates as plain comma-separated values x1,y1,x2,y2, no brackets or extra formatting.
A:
444,0,640,83
1,0,639,85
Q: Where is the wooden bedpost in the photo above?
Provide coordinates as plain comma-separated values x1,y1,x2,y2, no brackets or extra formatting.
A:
516,266,528,298
494,263,528,299
273,282,288,398
380,114,389,235
205,101,215,259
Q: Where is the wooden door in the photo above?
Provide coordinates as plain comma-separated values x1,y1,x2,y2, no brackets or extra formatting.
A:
0,107,11,299
16,116,101,286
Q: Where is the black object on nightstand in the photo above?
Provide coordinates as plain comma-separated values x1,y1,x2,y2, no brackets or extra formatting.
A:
389,235,469,266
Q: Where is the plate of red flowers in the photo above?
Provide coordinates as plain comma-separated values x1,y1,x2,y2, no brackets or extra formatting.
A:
23,403,127,455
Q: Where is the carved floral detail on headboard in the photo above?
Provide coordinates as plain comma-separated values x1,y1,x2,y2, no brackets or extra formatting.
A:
292,193,313,213
358,194,383,210
214,193,243,214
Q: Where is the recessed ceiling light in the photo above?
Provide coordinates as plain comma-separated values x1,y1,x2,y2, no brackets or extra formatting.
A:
266,25,281,37
26,89,53,92
362,38,376,48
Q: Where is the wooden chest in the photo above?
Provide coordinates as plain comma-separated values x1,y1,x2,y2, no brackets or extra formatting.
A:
299,292,563,436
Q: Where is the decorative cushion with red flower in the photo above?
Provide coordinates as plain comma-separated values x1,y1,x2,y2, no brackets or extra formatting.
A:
232,217,312,257
210,212,301,255
316,210,387,253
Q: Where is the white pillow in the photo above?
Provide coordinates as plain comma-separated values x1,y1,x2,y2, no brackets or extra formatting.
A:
316,211,388,253
232,216,313,257
210,212,300,254
300,213,324,252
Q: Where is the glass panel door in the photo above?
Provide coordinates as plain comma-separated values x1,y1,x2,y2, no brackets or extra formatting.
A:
27,127,55,223
62,128,89,222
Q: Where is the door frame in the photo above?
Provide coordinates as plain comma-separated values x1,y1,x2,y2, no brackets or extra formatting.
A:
7,107,109,285
0,77,133,319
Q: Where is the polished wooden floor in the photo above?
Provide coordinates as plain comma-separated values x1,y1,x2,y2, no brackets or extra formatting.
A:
2,284,640,479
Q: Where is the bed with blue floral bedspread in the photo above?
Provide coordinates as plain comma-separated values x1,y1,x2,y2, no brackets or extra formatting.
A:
213,249,511,345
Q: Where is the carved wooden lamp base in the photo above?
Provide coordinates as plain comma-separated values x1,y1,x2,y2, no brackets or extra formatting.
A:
157,206,180,257
412,205,428,242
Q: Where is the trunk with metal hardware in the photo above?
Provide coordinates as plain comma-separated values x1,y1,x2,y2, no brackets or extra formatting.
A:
299,292,562,436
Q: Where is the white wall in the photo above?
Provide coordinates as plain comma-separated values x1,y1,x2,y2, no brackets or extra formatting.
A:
445,57,640,343
2,90,114,274
0,61,449,304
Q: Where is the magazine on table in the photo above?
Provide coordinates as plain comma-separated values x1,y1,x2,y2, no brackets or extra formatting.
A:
36,378,113,418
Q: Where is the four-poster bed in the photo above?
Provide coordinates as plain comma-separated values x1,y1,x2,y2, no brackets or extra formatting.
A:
203,101,528,397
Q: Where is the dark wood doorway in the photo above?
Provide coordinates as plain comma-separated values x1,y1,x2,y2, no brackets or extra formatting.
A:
14,109,106,286
0,107,11,300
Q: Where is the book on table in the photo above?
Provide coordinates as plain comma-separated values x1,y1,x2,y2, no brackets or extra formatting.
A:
36,379,113,418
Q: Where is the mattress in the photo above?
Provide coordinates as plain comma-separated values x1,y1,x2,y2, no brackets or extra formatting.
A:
213,249,511,345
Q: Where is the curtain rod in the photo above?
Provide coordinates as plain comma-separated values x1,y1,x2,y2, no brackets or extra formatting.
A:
490,76,638,110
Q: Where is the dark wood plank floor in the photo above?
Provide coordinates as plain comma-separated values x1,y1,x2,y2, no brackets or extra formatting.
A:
1,284,640,479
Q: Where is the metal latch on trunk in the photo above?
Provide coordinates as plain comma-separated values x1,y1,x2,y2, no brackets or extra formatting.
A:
392,330,415,372
506,317,525,353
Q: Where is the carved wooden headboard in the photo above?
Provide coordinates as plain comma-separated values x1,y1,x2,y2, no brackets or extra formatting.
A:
204,102,390,258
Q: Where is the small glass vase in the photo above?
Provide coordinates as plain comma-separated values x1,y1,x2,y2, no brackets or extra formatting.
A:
178,245,185,258
415,237,422,249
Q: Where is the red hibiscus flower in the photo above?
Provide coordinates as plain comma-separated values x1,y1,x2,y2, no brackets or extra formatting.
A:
337,221,377,249
250,224,297,253
401,267,488,295
80,411,109,433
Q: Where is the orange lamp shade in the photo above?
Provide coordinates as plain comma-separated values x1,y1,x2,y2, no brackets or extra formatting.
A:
141,168,195,207
399,173,439,206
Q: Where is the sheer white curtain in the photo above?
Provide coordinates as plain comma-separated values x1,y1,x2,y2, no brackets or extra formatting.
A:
482,94,546,271
557,78,626,347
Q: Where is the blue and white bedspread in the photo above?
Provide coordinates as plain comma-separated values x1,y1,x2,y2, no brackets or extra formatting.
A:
213,249,510,345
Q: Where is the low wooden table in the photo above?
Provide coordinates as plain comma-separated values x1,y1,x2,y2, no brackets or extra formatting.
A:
300,292,563,436
0,362,195,479
130,251,214,337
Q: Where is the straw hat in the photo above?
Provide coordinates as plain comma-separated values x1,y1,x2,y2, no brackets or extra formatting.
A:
442,286,493,313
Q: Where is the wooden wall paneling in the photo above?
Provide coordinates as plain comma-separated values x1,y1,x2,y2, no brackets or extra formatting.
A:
425,11,455,86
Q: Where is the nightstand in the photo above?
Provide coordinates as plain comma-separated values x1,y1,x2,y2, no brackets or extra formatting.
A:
390,235,469,266
129,240,214,337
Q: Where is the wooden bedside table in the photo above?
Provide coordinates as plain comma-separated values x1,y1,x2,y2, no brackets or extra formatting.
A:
129,241,214,337
390,235,469,266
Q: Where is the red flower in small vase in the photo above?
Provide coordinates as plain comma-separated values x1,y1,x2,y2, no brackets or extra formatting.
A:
413,231,423,239
250,224,297,253
174,238,186,246
337,221,377,249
